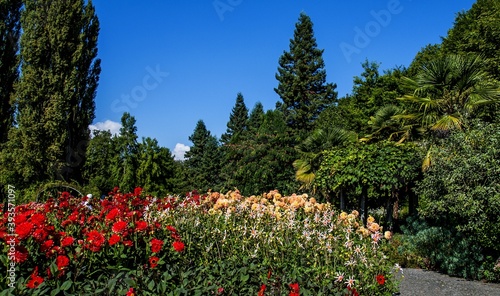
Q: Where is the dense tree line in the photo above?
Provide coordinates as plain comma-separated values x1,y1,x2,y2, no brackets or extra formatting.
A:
0,0,499,280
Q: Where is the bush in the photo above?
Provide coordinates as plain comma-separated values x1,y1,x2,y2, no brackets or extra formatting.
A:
412,122,500,281
400,217,500,282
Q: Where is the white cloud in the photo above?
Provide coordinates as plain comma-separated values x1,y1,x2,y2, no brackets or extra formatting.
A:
89,120,122,136
173,143,190,161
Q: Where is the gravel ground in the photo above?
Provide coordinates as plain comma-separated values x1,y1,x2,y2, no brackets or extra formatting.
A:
397,268,500,296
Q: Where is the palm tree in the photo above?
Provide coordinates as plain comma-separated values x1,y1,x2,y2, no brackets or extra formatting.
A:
396,54,500,133
293,127,357,192
362,104,422,143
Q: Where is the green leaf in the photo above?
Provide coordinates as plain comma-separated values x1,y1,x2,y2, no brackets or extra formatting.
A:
60,280,73,291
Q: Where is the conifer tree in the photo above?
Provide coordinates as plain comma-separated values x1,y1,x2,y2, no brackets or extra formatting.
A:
0,0,21,143
184,120,222,192
220,93,248,145
112,112,139,193
83,130,116,194
136,137,177,196
10,0,101,184
275,12,337,142
247,102,265,134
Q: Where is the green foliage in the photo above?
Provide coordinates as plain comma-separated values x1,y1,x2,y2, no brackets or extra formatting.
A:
442,0,500,80
0,0,21,144
406,44,443,78
415,122,500,254
4,0,100,186
294,127,357,191
231,109,298,195
82,130,116,195
275,12,337,141
136,137,178,196
400,217,499,281
184,120,222,192
315,141,422,221
111,113,139,193
220,93,248,145
220,93,249,190
317,61,407,138
397,55,500,135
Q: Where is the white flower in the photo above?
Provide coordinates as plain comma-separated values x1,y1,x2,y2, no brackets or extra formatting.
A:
345,276,355,288
335,272,344,283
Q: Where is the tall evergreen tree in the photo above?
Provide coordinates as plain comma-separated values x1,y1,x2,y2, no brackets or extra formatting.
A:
184,120,222,192
136,137,178,196
220,92,248,145
0,0,21,143
247,102,265,134
275,12,337,141
112,112,139,193
82,129,117,195
10,0,100,184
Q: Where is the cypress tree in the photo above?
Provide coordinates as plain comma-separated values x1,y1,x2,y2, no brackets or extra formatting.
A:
11,0,101,184
0,0,21,144
275,12,337,142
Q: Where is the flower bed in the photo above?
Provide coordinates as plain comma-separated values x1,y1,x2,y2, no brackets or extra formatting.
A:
1,188,402,295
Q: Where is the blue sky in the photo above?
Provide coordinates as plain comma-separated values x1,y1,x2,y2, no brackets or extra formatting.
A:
90,0,476,159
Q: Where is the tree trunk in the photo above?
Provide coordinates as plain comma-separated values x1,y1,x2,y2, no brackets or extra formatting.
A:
359,187,367,224
340,190,346,211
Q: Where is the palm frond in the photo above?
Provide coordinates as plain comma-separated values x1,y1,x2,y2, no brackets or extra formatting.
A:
430,114,462,131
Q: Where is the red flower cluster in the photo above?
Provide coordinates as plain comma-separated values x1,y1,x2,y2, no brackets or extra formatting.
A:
289,282,300,296
0,187,192,288
150,238,164,253
167,225,185,252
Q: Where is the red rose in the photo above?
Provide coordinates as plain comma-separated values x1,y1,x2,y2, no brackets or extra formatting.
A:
150,238,164,253
172,241,185,252
123,240,133,247
32,228,48,242
126,288,135,296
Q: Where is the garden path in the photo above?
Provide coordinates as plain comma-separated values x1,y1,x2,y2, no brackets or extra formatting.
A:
398,268,500,296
